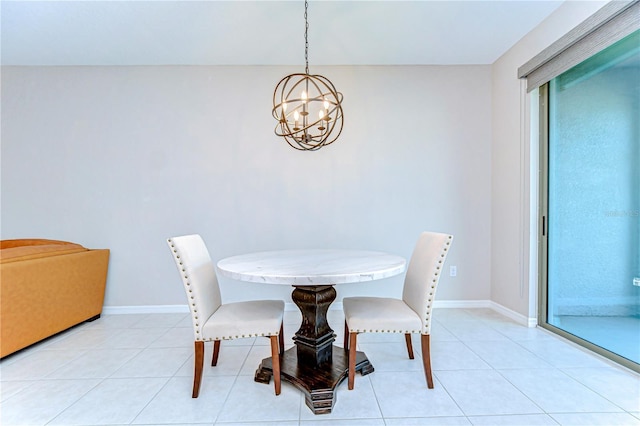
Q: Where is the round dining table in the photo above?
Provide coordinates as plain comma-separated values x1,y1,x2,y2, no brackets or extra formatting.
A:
216,249,406,414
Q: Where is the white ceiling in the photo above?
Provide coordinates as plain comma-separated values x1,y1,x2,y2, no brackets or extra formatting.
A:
1,0,565,66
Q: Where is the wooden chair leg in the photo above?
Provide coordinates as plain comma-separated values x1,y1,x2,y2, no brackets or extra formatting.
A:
211,340,221,366
421,334,434,389
344,321,349,349
404,333,415,359
270,335,281,395
279,323,285,354
348,332,357,390
193,341,204,398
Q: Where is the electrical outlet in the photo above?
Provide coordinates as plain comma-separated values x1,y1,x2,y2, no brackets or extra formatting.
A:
450,266,457,277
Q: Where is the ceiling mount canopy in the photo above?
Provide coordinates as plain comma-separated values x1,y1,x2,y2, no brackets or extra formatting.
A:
272,0,344,151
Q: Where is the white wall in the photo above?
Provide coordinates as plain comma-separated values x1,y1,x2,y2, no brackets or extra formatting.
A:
490,0,608,320
1,65,492,309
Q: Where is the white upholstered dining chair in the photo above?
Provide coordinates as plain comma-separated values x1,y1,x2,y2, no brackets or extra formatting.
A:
343,231,453,390
166,234,285,397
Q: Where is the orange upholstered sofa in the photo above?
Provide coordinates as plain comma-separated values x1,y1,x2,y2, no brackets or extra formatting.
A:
0,239,110,358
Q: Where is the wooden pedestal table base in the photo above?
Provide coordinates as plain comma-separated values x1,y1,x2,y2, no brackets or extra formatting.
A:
255,345,373,414
255,284,373,414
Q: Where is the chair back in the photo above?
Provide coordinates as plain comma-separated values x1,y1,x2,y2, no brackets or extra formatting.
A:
167,234,222,340
402,231,453,334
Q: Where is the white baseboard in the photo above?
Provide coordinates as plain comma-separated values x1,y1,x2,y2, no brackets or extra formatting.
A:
428,299,536,328
103,300,536,328
489,301,537,327
323,300,495,311
102,305,189,315
433,299,492,309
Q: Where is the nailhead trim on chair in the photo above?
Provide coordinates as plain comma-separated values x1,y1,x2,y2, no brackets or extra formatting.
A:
169,239,202,337
422,235,452,332
196,331,280,342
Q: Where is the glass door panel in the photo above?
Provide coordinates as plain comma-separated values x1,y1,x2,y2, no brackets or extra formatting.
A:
546,30,640,367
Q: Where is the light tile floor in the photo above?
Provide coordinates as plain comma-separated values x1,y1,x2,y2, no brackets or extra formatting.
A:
1,308,639,426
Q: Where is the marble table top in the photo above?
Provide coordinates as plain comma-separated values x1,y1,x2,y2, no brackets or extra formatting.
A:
216,249,406,285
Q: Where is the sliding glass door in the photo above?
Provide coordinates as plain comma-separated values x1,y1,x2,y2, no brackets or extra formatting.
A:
540,30,640,371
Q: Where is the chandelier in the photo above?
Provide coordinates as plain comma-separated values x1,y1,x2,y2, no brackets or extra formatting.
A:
272,0,344,151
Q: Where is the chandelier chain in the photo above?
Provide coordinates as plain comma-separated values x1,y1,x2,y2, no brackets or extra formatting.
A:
304,0,309,75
